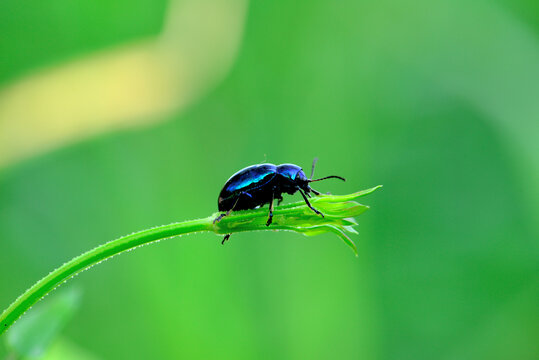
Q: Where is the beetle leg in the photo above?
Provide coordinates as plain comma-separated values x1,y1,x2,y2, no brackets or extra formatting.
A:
213,207,234,224
266,193,275,226
218,192,249,244
213,195,242,224
310,188,321,196
298,188,324,217
213,211,228,224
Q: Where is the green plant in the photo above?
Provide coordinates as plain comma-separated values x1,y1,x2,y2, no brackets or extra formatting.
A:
0,186,381,335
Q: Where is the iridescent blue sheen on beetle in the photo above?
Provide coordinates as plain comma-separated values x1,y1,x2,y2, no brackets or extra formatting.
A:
214,160,345,244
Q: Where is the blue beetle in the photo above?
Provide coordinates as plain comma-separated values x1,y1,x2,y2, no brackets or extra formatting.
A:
214,159,345,243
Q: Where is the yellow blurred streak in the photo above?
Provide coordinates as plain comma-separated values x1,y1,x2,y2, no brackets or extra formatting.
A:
0,0,248,167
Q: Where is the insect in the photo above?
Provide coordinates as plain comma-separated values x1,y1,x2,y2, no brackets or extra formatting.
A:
214,159,345,244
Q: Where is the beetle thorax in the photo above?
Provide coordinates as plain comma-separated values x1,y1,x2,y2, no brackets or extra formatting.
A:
275,164,309,194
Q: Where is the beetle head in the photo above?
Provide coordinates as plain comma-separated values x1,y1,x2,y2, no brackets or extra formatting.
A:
304,158,345,194
277,161,345,195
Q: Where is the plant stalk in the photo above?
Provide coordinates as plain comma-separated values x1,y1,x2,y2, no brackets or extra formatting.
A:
0,186,381,336
0,218,213,335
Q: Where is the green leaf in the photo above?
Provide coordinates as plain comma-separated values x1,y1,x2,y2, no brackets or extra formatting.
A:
5,287,81,359
41,337,98,360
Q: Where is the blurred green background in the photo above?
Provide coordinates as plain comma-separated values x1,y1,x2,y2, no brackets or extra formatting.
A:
1,0,538,359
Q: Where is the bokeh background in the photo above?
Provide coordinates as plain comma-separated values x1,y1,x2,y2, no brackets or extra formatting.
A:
1,0,538,359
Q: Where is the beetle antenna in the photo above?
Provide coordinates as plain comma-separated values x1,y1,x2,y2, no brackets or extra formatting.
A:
309,175,346,182
310,157,318,180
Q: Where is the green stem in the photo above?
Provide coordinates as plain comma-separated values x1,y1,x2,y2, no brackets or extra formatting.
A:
0,186,381,336
0,217,213,335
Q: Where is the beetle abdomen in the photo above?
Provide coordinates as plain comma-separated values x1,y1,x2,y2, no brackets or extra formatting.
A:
218,164,278,211
224,164,276,192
